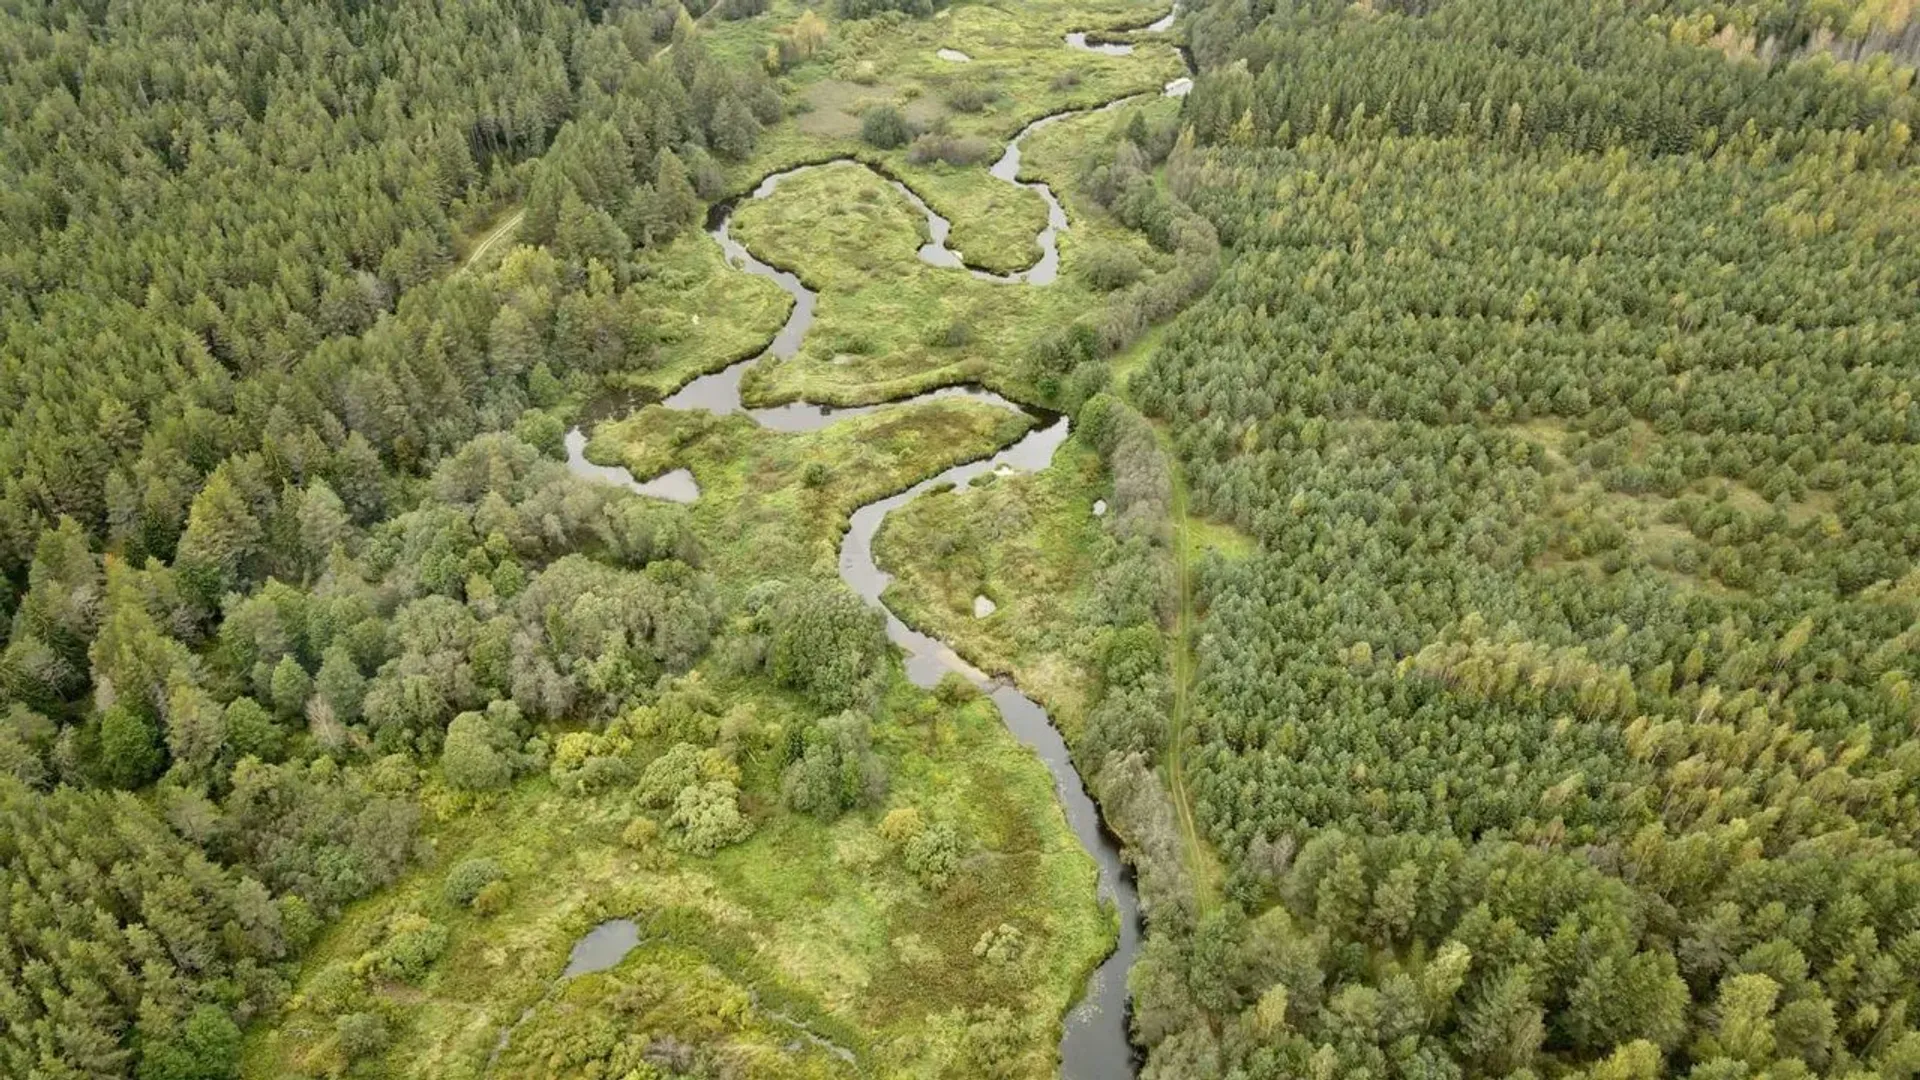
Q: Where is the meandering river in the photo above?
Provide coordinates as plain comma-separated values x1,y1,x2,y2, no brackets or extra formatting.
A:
561,12,1194,1076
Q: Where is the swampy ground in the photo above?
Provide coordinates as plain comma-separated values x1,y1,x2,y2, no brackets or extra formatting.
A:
591,395,1035,583
246,0,1191,1078
245,674,1107,1079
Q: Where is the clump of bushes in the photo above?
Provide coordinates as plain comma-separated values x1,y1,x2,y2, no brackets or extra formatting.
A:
906,132,996,166
879,806,926,843
860,105,916,148
441,857,504,907
972,922,1027,964
781,710,887,819
637,742,704,808
1078,244,1146,291
356,913,449,983
621,816,674,869
335,1011,390,1063
903,820,961,889
667,780,753,854
944,82,999,113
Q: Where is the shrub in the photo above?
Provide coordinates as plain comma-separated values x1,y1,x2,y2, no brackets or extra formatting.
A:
905,132,996,166
361,913,449,982
1079,244,1145,291
944,83,998,113
305,963,364,1018
860,105,915,149
781,710,887,819
443,703,531,792
668,780,754,855
335,1012,390,1062
471,880,510,917
512,408,565,458
442,857,504,907
972,922,1027,964
934,671,981,706
638,743,703,809
879,806,927,844
622,816,661,849
904,821,961,889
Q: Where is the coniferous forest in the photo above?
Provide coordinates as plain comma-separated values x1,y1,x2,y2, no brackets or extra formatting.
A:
1,0,1917,1076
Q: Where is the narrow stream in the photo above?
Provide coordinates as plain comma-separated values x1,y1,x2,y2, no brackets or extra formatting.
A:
556,12,1198,1075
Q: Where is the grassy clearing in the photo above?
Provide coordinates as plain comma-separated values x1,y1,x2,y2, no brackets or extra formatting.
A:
713,0,1183,266
898,162,1048,276
743,0,1183,154
873,436,1108,739
242,674,1109,1079
727,163,1095,406
588,393,1034,584
613,232,794,400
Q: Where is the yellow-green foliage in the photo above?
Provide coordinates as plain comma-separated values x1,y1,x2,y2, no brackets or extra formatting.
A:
727,163,1096,406
614,232,794,399
589,395,1035,583
243,679,1109,1079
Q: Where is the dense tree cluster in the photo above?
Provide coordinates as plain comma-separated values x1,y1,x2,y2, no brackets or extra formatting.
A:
1118,0,1920,1074
0,0,774,589
1025,112,1221,413
0,426,717,1075
0,779,306,1079
0,1,789,1069
1185,0,1916,159
741,577,892,712
1074,396,1203,935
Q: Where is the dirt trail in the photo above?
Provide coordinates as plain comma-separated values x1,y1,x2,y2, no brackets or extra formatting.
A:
1164,447,1222,911
461,209,525,274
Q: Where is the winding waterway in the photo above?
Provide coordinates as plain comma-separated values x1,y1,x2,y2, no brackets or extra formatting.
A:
558,10,1194,1076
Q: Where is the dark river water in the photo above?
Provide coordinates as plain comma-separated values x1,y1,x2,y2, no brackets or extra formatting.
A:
557,13,1197,1075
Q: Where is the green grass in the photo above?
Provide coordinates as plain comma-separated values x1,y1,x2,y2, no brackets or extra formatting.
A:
611,232,794,401
897,162,1048,276
729,0,1184,159
713,0,1184,271
587,393,1035,584
241,675,1110,1080
1016,92,1184,282
873,436,1108,738
725,163,1091,407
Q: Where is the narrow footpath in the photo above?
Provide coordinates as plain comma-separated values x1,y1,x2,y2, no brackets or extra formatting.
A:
461,208,526,274
1164,441,1222,911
